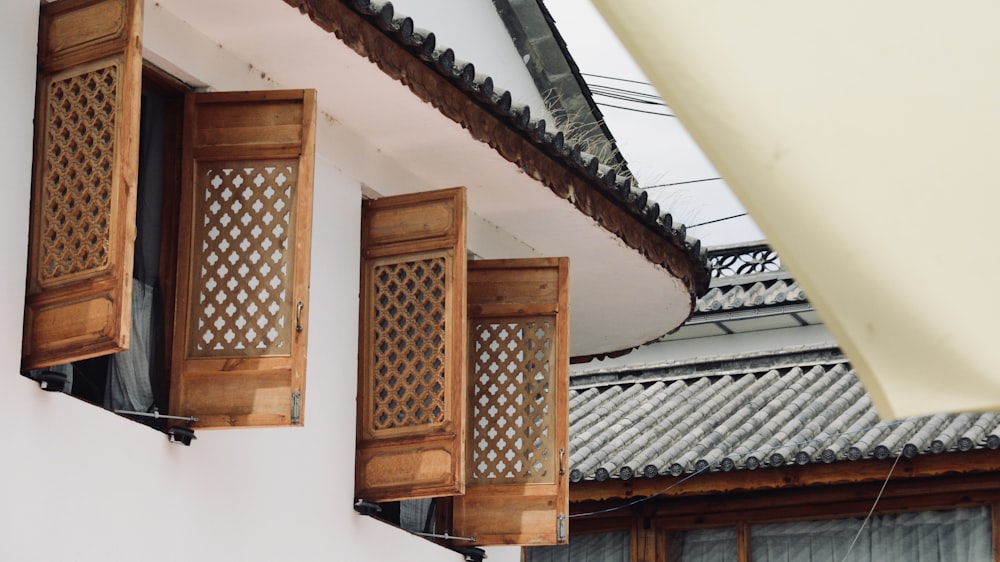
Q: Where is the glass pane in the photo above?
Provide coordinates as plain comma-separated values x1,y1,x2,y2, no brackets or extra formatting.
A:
526,531,629,562
750,506,991,562
669,527,738,562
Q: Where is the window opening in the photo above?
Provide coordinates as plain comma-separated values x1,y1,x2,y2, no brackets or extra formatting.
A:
25,71,186,431
526,530,630,562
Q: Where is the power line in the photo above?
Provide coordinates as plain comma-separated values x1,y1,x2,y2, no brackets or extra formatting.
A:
596,101,674,117
839,447,904,562
581,72,655,88
588,84,665,106
582,72,674,117
687,213,749,229
641,177,722,190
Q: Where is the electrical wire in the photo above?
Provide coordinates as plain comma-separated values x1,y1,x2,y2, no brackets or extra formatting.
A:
687,213,749,229
581,72,655,87
595,101,674,117
580,73,746,225
588,84,665,107
582,73,675,117
641,177,723,190
839,446,905,562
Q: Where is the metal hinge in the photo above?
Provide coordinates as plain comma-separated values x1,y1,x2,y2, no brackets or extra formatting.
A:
291,390,301,424
557,513,567,543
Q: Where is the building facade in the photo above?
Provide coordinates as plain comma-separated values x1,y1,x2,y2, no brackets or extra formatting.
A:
0,1,707,561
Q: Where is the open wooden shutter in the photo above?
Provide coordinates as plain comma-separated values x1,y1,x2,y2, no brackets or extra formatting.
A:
356,187,468,502
170,90,316,428
22,0,143,370
453,258,570,546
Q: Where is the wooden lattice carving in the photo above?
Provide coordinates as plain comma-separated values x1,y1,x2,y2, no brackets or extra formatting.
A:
470,319,555,483
39,63,119,284
190,161,297,356
371,256,448,430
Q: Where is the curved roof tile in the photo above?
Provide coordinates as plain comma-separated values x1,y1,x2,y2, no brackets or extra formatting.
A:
568,355,1000,481
286,0,710,291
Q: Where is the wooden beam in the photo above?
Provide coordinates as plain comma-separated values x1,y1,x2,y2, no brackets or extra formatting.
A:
574,470,1000,529
571,448,1000,502
736,522,749,562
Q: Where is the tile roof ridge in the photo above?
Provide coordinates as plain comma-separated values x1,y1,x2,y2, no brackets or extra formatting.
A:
570,344,846,388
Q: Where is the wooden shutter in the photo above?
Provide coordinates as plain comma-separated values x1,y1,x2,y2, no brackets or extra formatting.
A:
356,187,468,502
22,0,143,370
452,258,570,546
169,90,316,428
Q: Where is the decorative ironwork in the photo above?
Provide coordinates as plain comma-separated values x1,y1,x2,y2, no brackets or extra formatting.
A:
470,319,555,483
708,243,782,279
40,64,119,282
191,161,297,355
371,256,448,430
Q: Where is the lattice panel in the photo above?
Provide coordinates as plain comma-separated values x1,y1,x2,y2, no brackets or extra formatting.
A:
190,161,297,356
39,64,119,283
470,319,555,482
371,257,448,430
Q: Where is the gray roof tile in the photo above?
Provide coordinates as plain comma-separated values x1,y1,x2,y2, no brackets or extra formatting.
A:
568,355,1000,481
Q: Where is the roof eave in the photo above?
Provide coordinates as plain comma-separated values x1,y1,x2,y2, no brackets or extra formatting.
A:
285,0,711,302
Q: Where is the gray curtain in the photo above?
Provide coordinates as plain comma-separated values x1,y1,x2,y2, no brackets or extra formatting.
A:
103,88,166,414
104,279,155,412
526,530,630,562
400,499,435,534
673,527,738,562
749,506,991,562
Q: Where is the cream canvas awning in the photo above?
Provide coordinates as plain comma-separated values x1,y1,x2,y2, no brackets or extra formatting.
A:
592,1,1000,419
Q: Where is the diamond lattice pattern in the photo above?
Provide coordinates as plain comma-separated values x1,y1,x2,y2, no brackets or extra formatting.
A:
191,162,297,356
371,257,447,430
471,320,555,482
40,64,119,283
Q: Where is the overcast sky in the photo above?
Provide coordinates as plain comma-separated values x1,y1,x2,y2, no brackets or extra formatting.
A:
542,0,763,248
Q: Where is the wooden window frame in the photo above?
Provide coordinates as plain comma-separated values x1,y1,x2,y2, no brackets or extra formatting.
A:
558,468,1000,562
356,187,571,547
23,0,316,433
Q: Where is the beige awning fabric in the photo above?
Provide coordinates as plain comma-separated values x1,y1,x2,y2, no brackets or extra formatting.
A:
591,1,1000,419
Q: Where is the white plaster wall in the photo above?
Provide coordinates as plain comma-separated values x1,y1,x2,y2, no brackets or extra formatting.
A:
574,324,837,375
0,2,487,561
388,0,552,120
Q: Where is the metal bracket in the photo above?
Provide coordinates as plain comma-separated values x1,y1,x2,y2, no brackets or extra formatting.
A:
114,407,198,423
557,513,567,543
411,530,477,542
291,390,301,424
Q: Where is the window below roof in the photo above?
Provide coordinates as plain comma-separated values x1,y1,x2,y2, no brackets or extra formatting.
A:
355,187,570,547
22,0,315,441
528,505,996,562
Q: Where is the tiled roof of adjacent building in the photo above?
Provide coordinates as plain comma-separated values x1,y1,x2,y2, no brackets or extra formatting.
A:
700,242,807,313
656,242,819,342
568,349,1000,482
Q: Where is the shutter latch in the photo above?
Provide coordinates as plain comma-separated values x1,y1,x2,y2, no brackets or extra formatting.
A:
291,390,302,424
